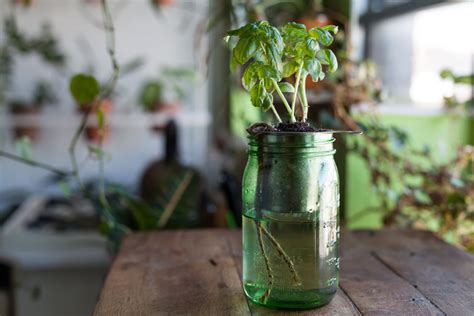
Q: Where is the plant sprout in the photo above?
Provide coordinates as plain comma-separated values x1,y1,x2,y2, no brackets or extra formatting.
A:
226,21,338,123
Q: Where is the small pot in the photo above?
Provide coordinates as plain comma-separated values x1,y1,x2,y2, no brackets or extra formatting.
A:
78,98,114,143
151,0,176,8
242,131,339,309
85,125,112,144
10,106,41,141
151,101,181,114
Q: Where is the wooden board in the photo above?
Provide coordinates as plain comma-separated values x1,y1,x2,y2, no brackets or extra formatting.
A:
94,229,474,315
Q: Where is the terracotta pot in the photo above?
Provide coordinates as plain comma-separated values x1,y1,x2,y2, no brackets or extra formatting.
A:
78,98,114,114
78,99,114,143
85,125,112,144
152,0,176,7
10,106,41,141
151,102,181,114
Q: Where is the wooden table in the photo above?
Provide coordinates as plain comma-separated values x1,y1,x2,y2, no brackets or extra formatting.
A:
94,229,474,315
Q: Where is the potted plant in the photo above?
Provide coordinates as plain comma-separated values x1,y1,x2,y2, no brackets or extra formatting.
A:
150,0,176,9
139,66,197,114
70,74,113,144
9,81,56,141
227,21,341,309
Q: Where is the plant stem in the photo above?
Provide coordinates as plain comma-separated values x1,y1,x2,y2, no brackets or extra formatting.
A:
0,150,70,177
272,79,296,122
259,223,301,285
300,75,309,122
96,0,120,210
270,104,282,123
291,64,303,119
68,110,90,190
255,221,273,303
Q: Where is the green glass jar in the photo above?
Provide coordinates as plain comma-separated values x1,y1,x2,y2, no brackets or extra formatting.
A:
242,131,340,309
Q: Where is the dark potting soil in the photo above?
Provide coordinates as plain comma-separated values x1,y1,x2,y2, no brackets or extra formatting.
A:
247,122,323,135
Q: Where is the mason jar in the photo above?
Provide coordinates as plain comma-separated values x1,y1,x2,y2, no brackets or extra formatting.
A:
242,131,340,309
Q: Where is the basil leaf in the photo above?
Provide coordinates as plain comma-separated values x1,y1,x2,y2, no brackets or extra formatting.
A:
261,93,273,111
317,49,338,72
242,63,257,90
283,61,300,77
265,44,283,72
256,64,281,81
322,25,338,34
278,82,295,93
250,81,266,108
233,37,258,64
304,58,322,82
282,22,307,39
304,38,320,57
309,28,334,46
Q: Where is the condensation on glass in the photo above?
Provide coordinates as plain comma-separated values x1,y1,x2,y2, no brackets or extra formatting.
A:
242,132,339,309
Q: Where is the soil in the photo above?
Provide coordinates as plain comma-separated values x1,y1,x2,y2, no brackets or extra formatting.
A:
247,122,322,135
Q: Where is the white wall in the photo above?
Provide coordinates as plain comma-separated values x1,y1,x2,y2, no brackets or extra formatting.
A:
0,0,211,193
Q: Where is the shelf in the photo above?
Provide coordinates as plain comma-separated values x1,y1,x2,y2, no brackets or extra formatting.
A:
1,111,211,128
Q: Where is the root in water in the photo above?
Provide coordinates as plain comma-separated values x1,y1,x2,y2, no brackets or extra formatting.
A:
259,224,302,286
255,221,273,303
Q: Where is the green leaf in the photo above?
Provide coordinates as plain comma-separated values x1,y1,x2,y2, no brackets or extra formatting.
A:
233,37,258,64
227,23,254,37
283,61,300,77
304,58,322,82
69,73,100,105
304,38,320,56
242,63,258,90
261,93,273,112
281,22,307,39
322,25,339,34
309,28,334,46
262,24,284,51
256,64,281,81
15,136,32,160
250,80,266,108
96,107,105,129
317,49,338,72
278,82,295,93
265,44,283,72
59,180,71,197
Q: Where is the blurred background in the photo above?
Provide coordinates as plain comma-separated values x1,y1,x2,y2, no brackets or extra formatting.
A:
0,0,473,315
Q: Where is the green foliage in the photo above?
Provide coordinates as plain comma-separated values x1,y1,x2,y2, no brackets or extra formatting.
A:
348,120,474,251
440,69,474,109
33,81,57,106
99,169,203,251
139,66,197,110
15,136,32,160
69,73,100,105
139,80,162,110
0,16,65,104
4,16,65,66
227,21,338,122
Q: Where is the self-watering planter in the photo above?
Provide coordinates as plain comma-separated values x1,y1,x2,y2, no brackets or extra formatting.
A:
226,20,344,309
242,131,339,309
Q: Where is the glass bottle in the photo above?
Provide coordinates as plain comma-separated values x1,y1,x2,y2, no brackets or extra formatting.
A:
242,131,339,309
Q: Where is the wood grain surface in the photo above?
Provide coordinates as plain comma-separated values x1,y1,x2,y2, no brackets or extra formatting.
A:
94,229,474,315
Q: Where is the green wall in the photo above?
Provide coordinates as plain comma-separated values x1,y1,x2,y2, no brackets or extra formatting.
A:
345,113,474,229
